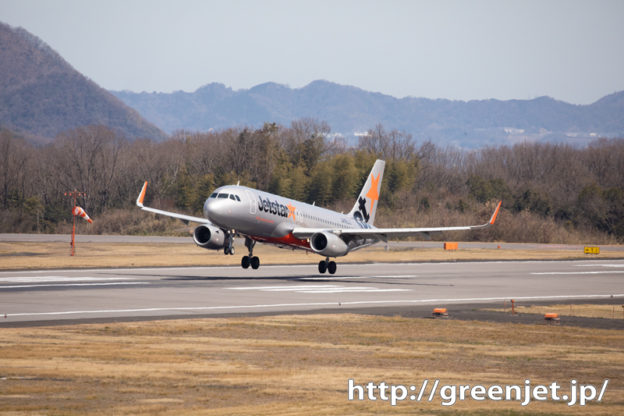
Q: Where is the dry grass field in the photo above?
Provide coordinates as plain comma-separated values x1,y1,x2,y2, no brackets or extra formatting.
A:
1,240,623,270
1,314,622,415
486,303,624,320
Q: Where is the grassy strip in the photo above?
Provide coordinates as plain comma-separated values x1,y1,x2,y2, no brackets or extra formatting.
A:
485,303,624,320
1,240,623,270
1,314,622,415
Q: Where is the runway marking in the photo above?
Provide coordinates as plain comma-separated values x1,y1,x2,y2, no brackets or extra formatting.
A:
0,282,150,289
6,294,624,319
531,271,624,275
0,276,129,283
576,264,624,268
226,284,409,294
300,288,408,294
4,259,617,277
228,285,334,290
377,275,420,278
302,275,420,280
300,276,362,280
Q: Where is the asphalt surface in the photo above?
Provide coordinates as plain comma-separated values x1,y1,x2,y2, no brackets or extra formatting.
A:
3,233,624,252
0,233,192,244
1,259,623,327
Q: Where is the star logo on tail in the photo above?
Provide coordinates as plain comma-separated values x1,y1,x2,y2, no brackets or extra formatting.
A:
287,203,296,222
365,173,380,214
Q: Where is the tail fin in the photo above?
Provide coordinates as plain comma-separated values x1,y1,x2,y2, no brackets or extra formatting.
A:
349,159,385,225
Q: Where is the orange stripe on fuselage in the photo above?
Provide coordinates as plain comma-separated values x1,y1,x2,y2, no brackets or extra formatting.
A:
255,216,275,224
251,233,310,249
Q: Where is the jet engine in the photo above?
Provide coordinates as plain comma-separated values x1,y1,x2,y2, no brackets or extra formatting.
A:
309,231,349,257
193,224,225,250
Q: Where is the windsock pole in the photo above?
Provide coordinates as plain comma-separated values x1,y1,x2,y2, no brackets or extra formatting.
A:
64,190,87,256
71,207,76,256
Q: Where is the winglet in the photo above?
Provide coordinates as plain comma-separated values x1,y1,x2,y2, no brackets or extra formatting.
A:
489,201,502,225
136,181,148,207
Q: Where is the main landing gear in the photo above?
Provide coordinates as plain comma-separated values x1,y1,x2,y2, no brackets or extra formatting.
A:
318,257,337,274
224,233,259,269
241,237,260,270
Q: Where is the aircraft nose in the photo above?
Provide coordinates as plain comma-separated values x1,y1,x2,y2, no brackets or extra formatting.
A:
204,197,228,224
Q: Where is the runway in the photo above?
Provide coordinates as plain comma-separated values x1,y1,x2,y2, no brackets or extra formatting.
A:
1,259,623,325
4,232,624,252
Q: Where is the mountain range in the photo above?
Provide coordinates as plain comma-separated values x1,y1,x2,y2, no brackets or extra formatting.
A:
113,81,624,147
1,21,622,147
0,22,166,143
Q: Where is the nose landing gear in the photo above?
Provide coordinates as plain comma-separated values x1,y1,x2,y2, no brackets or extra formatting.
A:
224,231,235,255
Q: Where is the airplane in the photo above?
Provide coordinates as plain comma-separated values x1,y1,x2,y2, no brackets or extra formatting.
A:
136,159,501,274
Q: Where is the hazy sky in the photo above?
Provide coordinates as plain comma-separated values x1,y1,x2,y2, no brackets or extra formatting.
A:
2,0,623,104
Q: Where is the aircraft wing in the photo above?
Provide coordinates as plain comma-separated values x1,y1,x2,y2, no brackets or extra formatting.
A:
136,181,212,225
292,201,502,239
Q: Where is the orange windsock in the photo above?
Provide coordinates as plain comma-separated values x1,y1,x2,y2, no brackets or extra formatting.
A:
73,206,93,224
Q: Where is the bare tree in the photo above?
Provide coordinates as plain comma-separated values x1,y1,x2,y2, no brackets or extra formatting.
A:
50,125,125,213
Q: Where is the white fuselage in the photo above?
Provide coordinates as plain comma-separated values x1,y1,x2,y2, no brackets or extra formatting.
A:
203,185,376,251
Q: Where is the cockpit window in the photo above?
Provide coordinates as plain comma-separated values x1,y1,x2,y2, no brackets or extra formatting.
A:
214,192,241,201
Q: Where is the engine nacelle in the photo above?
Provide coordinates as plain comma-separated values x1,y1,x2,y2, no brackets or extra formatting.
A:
309,231,349,257
193,224,225,250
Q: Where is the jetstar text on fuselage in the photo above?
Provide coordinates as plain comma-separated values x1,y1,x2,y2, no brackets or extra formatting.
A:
258,195,289,218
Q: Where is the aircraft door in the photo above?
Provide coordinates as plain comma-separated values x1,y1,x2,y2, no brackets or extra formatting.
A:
246,190,256,214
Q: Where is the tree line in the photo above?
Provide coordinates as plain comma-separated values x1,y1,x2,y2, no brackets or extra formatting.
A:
1,120,623,243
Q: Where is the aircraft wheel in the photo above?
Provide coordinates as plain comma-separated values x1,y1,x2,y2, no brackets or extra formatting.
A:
251,256,260,270
318,260,327,274
328,261,337,275
241,256,250,269
229,246,235,255
224,246,230,255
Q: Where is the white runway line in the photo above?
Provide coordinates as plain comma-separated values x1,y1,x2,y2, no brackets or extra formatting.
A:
576,263,624,268
300,288,409,293
0,282,150,289
3,259,609,277
7,294,624,319
531,271,624,275
302,275,420,280
376,275,420,278
301,275,421,280
300,276,362,280
0,276,129,283
227,285,336,290
226,284,410,293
